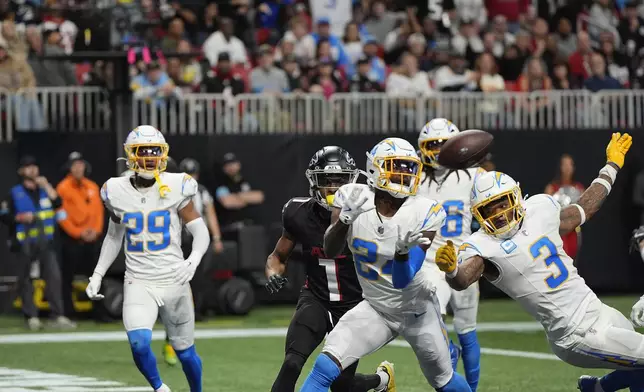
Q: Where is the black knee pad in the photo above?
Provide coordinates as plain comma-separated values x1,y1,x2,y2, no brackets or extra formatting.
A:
283,351,307,373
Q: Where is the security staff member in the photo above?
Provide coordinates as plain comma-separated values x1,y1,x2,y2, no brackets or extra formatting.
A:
0,156,76,331
56,152,104,317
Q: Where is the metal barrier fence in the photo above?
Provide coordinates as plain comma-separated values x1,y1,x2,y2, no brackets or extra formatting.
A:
0,88,13,143
132,90,644,134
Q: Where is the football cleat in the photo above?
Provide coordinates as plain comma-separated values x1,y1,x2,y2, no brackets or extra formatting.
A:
577,375,599,392
163,343,178,366
155,383,171,392
375,361,396,392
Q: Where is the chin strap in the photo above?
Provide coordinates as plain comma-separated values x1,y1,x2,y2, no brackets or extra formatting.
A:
153,171,171,198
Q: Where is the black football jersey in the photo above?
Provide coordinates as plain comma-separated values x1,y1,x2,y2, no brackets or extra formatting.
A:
282,197,362,306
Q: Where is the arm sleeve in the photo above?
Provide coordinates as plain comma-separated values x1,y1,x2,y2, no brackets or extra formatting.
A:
185,217,209,266
392,246,425,289
93,219,126,277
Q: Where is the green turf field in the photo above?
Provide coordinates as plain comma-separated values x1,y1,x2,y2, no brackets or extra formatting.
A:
0,296,640,391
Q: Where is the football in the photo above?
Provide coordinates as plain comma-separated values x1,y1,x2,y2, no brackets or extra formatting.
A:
437,129,494,169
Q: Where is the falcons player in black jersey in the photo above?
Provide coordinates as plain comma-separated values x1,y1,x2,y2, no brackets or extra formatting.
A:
265,146,395,392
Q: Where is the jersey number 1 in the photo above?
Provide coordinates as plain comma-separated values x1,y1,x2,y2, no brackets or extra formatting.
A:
530,236,569,289
319,258,341,301
123,210,171,252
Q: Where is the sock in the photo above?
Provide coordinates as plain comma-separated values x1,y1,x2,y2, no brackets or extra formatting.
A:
175,345,203,392
600,370,644,392
271,352,306,392
300,354,341,392
458,331,481,392
449,340,460,371
127,329,162,390
375,370,390,390
348,373,382,391
165,334,170,344
437,372,472,392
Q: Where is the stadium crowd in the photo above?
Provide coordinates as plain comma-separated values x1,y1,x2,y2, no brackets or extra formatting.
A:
1,0,644,106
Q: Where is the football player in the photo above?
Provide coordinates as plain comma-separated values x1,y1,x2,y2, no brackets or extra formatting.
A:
300,138,471,392
416,119,482,391
629,227,644,330
433,134,644,392
86,126,207,392
266,146,394,392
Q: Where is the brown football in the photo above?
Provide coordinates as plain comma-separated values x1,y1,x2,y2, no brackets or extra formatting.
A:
437,129,494,169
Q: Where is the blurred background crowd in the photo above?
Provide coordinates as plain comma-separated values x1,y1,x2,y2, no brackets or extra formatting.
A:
2,0,644,105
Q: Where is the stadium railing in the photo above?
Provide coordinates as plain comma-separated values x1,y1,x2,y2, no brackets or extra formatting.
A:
132,89,643,134
0,88,13,143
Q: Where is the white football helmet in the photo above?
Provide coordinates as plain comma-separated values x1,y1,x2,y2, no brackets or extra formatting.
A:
366,137,422,198
123,125,169,179
417,118,460,168
471,171,525,240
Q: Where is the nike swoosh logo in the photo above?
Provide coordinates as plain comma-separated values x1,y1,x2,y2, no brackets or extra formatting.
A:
414,311,427,318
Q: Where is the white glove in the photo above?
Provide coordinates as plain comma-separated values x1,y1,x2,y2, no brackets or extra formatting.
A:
173,260,199,285
339,187,370,225
631,296,644,327
86,274,104,300
395,226,431,255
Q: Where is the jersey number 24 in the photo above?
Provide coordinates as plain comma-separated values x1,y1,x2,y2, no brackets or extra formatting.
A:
352,238,392,280
123,210,171,252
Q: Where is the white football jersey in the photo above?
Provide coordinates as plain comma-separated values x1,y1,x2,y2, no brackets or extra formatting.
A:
334,184,446,313
100,172,199,285
458,194,598,341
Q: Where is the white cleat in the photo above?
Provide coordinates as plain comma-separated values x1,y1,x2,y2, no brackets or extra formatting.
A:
155,384,171,392
48,316,77,330
27,317,42,331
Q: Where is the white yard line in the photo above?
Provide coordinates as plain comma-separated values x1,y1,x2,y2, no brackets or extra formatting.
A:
0,367,150,391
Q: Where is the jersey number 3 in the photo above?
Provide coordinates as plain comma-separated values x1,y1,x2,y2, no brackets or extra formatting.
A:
530,236,569,289
123,210,171,252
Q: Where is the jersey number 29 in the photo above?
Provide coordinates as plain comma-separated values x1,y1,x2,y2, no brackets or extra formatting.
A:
123,210,171,252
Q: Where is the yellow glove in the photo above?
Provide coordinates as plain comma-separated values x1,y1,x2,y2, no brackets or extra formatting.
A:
435,240,457,274
606,132,633,169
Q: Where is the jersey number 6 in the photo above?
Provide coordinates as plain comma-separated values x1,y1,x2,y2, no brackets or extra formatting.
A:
530,236,569,289
123,210,171,252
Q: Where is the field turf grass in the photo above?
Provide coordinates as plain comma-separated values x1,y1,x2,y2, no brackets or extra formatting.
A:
0,296,640,391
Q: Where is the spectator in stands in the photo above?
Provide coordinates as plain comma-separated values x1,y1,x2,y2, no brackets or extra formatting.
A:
196,2,219,46
255,0,289,39
202,52,246,95
600,34,630,86
162,1,198,39
251,45,290,94
500,44,526,82
514,30,532,63
518,57,552,119
0,37,44,131
203,17,248,66
518,5,538,34
1,20,27,61
174,39,202,90
39,27,77,87
556,17,577,59
551,60,573,90
384,19,413,63
483,30,504,59
542,34,561,72
342,22,364,66
491,15,516,49
0,155,75,331
310,58,344,98
274,35,296,65
281,55,303,92
618,1,644,58
167,58,192,93
569,31,594,85
131,61,182,105
589,0,620,42
56,152,103,319
310,18,350,72
309,0,352,37
386,52,433,96
486,0,529,32
161,16,185,52
348,55,384,92
282,19,316,65
455,0,488,29
584,52,622,91
408,33,433,72
531,18,549,57
215,152,265,229
364,0,400,43
475,52,504,126
363,39,386,84
452,18,484,65
433,51,478,92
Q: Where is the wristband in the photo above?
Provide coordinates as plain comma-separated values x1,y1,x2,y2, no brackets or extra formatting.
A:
599,164,618,183
571,204,586,226
592,178,612,193
446,266,458,279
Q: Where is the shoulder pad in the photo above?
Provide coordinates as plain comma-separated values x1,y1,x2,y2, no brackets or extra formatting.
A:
100,181,109,203
181,174,199,198
282,197,309,217
419,199,447,231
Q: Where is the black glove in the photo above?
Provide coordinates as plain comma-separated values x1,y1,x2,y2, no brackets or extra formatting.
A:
630,226,644,254
265,274,288,294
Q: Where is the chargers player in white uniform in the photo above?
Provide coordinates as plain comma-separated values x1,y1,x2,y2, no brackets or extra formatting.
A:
85,126,209,392
416,119,482,391
434,133,644,392
300,137,472,392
